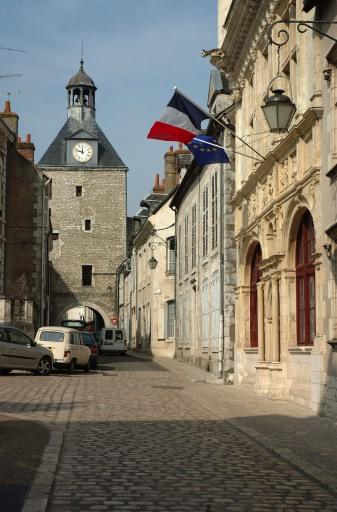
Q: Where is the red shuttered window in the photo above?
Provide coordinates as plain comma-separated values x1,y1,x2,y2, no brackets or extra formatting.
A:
296,211,316,345
250,244,262,347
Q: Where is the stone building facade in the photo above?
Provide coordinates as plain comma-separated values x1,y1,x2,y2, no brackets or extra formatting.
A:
38,61,127,328
118,145,187,356
170,72,236,378
212,0,329,411
0,101,52,336
129,193,176,357
316,0,337,417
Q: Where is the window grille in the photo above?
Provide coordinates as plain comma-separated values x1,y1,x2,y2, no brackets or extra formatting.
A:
202,187,209,257
211,173,218,250
184,214,189,274
191,203,197,268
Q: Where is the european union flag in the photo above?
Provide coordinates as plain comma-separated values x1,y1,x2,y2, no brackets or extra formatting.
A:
187,135,230,166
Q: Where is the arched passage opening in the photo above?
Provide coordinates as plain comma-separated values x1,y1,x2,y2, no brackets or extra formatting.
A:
63,305,105,333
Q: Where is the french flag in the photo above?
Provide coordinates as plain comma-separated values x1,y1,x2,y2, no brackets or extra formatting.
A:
147,90,210,144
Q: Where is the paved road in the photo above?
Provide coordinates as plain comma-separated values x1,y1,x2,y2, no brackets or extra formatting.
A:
0,354,337,511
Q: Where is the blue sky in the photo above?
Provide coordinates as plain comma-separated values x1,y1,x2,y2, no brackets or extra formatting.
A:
1,0,216,214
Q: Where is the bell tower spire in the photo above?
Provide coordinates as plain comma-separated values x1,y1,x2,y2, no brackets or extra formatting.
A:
66,59,97,121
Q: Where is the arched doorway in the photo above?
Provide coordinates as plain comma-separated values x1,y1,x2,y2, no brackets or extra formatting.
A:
64,305,105,332
250,244,262,347
296,210,315,345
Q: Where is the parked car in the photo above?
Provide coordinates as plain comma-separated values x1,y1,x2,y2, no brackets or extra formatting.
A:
35,326,91,372
98,327,127,355
80,332,98,370
0,325,53,376
61,319,87,330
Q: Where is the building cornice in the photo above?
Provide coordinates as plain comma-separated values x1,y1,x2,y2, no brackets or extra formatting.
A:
232,107,323,205
133,220,154,250
219,0,278,80
235,165,320,240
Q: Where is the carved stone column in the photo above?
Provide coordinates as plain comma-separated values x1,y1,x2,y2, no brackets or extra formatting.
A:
257,281,265,361
272,276,280,362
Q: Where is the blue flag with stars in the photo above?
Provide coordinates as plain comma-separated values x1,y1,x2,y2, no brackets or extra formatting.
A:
187,135,230,166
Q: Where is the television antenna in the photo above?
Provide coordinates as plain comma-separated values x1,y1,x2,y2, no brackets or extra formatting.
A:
0,45,26,53
0,89,22,100
0,44,26,80
0,74,22,79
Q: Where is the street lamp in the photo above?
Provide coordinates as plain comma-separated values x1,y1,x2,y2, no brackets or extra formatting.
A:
262,88,296,133
148,255,158,270
261,19,337,134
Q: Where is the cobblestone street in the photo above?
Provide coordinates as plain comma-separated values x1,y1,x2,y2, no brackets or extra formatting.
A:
1,354,337,511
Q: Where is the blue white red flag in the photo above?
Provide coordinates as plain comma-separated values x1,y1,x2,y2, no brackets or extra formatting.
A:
147,90,210,144
187,135,230,166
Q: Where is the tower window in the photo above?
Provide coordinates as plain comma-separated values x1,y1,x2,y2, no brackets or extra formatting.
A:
76,186,82,197
52,230,59,241
84,219,91,231
82,265,92,286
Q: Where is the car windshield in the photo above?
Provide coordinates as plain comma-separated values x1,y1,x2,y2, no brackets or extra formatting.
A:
39,331,64,342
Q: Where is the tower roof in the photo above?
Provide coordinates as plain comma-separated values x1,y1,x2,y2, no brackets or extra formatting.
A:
66,59,97,90
38,116,126,168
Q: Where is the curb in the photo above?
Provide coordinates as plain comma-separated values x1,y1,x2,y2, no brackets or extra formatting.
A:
154,358,337,500
21,428,64,512
224,417,337,500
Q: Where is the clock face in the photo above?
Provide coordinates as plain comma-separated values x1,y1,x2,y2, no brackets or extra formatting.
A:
72,142,93,163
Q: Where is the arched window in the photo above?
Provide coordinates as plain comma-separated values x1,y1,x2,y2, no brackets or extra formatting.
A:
296,211,315,345
250,244,262,347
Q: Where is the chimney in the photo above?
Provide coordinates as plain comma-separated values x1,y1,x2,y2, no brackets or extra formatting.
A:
0,100,19,136
164,145,177,193
17,133,35,163
153,173,160,192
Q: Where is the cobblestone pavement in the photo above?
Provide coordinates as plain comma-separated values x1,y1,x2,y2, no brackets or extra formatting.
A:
1,355,337,511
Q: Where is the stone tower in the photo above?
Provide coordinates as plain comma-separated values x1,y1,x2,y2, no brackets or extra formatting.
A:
38,60,127,328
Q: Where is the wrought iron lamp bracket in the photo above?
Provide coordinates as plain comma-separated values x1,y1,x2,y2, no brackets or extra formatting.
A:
268,20,337,47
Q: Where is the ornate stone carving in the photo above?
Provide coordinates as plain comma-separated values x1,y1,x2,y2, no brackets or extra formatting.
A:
279,160,289,191
247,191,257,222
267,175,274,200
232,87,242,103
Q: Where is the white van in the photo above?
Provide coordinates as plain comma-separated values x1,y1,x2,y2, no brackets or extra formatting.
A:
98,328,127,355
35,327,91,372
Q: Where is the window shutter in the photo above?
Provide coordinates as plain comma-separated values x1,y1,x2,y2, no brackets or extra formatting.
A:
164,301,168,340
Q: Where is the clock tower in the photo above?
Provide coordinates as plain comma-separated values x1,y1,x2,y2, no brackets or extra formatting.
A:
38,60,127,329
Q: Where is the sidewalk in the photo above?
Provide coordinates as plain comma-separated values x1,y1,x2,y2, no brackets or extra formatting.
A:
135,353,337,498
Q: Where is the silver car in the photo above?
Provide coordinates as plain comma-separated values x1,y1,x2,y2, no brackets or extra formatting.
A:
0,325,53,376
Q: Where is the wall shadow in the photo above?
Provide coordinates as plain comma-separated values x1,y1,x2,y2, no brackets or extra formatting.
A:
0,415,49,512
25,416,337,511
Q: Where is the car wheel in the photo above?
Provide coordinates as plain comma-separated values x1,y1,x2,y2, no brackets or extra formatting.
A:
68,359,76,373
36,357,52,376
0,369,11,375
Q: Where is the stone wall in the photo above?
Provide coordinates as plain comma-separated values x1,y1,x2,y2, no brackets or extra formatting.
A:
41,166,127,326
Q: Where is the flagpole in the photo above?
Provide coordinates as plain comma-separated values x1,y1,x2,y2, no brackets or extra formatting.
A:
174,87,265,162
